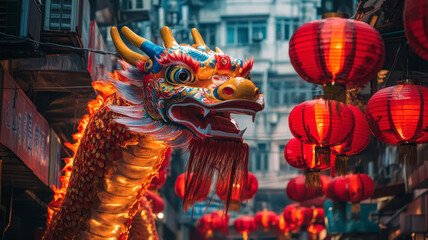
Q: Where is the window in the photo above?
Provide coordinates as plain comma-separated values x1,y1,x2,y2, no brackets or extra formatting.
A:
226,20,267,45
199,24,217,48
279,144,288,171
136,0,143,8
268,81,319,107
276,18,300,41
255,143,269,171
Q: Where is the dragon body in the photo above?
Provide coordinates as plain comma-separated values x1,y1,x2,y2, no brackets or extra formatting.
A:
43,27,264,240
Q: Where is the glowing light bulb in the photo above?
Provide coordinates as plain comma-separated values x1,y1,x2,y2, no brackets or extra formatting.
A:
157,212,164,219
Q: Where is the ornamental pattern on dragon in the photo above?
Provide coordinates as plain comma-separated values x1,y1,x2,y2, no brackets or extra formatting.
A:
43,26,264,240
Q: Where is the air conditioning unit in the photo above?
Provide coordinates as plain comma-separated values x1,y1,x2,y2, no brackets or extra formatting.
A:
43,0,90,48
0,0,42,41
252,32,264,42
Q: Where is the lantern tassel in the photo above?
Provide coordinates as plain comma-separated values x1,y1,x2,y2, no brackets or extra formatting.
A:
243,232,248,240
323,83,346,103
229,200,241,213
335,154,348,176
350,202,361,221
398,143,417,166
305,170,321,188
315,146,330,166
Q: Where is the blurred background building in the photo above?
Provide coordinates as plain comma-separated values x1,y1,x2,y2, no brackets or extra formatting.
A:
0,0,427,240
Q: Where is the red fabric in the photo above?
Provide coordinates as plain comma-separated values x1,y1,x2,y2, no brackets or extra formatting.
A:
332,105,371,155
289,99,355,147
325,173,374,202
404,0,428,60
366,84,428,145
289,17,385,87
233,216,257,234
174,172,210,201
286,175,331,202
149,169,167,190
283,204,313,226
145,191,165,213
284,138,334,171
254,210,277,229
216,172,258,202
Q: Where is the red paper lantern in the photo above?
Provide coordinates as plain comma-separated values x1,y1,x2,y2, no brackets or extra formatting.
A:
286,175,331,202
174,172,211,208
145,191,165,214
325,173,374,202
289,99,355,171
254,209,277,230
332,105,371,176
196,214,214,239
289,17,385,88
366,84,428,165
275,215,295,239
307,224,326,240
284,138,335,187
149,168,167,190
234,216,257,240
216,172,258,211
404,0,428,60
283,204,313,226
210,211,230,235
312,208,325,224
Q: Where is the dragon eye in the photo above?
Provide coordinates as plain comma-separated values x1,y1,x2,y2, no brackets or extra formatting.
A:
166,66,196,84
244,73,252,80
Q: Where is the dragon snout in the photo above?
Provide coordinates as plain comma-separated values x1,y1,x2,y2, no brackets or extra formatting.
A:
214,78,260,101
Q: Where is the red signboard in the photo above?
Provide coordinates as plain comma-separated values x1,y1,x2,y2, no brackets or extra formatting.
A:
1,70,50,185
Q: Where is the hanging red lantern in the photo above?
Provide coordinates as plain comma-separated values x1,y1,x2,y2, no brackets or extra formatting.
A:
332,105,371,176
174,172,211,209
286,175,330,202
325,173,374,203
404,0,428,60
275,215,294,240
312,208,325,224
254,209,277,231
284,138,335,187
210,211,230,235
307,224,326,240
289,17,385,89
145,191,165,214
149,168,167,190
366,83,428,165
196,214,214,240
289,99,355,177
234,216,257,240
283,204,313,227
216,172,258,212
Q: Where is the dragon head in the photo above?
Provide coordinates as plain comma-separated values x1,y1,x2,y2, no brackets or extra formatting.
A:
109,26,264,145
108,26,264,210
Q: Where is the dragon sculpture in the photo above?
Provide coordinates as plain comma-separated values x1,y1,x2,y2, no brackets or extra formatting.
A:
43,26,264,240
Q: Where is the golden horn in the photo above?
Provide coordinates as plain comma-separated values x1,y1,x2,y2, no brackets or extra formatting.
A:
110,27,148,66
191,28,206,46
121,26,147,48
161,26,178,48
215,47,224,54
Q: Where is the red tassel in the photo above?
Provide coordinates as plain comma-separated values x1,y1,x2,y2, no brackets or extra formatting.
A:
184,139,249,212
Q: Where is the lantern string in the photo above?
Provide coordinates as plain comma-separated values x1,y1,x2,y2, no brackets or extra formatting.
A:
383,44,402,88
